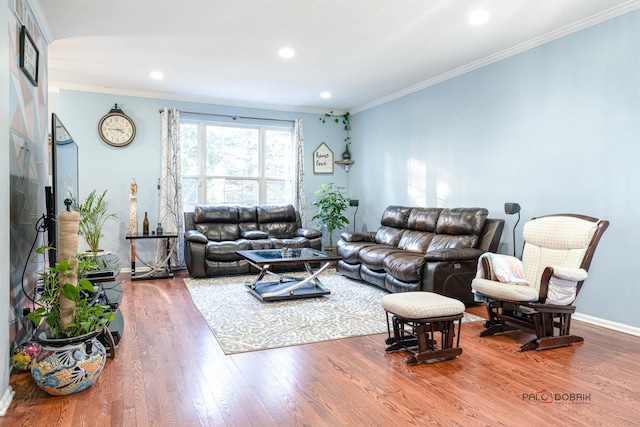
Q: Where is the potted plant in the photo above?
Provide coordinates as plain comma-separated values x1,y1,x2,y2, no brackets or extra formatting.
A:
26,209,114,396
27,250,114,339
312,183,350,253
73,189,118,253
320,111,352,160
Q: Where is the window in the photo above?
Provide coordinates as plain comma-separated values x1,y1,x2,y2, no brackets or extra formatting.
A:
180,119,294,212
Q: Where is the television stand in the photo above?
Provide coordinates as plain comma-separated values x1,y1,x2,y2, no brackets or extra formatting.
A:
97,281,124,358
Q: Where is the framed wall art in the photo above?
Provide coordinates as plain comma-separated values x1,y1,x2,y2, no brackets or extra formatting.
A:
313,142,334,174
20,26,39,86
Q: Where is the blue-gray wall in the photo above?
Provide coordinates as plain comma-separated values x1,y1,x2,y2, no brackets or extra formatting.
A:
348,10,640,327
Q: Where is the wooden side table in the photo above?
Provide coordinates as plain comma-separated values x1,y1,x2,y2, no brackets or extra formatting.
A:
125,232,178,280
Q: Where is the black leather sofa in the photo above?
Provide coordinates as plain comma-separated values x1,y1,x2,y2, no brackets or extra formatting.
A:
184,204,322,278
337,206,504,305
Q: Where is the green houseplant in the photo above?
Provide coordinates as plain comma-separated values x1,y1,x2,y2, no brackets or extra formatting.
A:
73,189,118,253
27,247,114,338
320,111,352,159
26,209,113,395
312,183,350,252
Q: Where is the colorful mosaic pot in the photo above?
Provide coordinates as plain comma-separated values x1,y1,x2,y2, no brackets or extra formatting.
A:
31,332,106,396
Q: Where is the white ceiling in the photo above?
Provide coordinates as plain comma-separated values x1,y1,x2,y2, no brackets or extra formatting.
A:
37,0,640,113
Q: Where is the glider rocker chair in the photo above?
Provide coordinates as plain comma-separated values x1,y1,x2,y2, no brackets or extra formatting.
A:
471,214,609,352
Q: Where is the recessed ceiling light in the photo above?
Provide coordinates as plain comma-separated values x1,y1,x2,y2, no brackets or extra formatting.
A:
320,91,332,99
278,47,295,59
468,10,490,25
150,71,165,80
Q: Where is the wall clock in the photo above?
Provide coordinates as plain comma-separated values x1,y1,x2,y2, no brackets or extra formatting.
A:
98,104,136,147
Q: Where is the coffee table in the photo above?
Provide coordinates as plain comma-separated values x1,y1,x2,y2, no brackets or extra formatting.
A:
236,248,341,302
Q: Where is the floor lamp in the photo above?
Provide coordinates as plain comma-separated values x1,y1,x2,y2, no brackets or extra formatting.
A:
350,199,359,232
504,202,521,256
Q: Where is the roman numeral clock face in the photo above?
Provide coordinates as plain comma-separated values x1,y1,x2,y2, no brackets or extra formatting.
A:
98,112,136,147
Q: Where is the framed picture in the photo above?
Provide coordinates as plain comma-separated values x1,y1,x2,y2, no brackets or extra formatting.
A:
313,142,334,174
19,26,39,86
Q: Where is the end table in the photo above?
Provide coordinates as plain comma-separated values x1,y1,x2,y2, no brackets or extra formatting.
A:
125,232,178,280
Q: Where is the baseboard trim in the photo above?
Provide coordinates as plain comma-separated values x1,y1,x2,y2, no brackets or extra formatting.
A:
574,313,640,337
0,386,15,416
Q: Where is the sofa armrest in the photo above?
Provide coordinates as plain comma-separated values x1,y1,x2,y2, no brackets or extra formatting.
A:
423,248,484,262
184,230,208,278
296,228,322,239
185,229,208,244
340,231,376,242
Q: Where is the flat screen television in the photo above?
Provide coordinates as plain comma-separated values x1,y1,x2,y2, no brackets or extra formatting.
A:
45,113,79,265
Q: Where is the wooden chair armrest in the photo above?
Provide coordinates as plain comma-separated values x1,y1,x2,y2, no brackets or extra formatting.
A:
538,267,554,303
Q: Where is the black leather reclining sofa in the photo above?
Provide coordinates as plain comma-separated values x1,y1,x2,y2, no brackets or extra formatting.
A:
337,206,504,305
184,204,322,278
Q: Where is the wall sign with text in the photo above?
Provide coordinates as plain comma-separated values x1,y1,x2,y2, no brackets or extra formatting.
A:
313,142,334,174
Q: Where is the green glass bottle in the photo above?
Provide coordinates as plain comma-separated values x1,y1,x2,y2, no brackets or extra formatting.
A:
143,212,149,235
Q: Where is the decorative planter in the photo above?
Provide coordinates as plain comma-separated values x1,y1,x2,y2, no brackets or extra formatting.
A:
31,330,106,396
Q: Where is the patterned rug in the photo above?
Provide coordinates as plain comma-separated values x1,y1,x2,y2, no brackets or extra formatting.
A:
185,271,484,355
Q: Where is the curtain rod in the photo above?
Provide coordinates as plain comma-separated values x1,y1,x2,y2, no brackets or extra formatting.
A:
159,109,294,124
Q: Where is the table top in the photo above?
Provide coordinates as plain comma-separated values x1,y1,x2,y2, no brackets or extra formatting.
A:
236,248,341,265
126,232,178,239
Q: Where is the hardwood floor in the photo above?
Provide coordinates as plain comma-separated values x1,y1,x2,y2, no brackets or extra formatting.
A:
3,271,640,426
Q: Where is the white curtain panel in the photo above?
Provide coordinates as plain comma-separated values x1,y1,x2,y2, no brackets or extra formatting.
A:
156,108,185,268
294,118,306,226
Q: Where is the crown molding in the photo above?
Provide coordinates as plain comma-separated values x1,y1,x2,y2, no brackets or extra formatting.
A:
351,0,640,114
48,82,333,115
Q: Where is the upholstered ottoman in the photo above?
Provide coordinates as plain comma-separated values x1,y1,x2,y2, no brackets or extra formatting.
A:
381,292,465,364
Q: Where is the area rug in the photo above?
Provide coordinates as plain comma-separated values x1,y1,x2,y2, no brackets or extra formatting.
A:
185,271,484,355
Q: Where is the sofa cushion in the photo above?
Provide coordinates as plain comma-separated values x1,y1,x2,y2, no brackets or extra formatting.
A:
380,206,412,228
337,240,378,263
384,252,426,282
257,205,298,238
375,226,405,247
398,230,435,253
435,208,488,236
428,234,479,250
407,208,443,231
238,206,258,223
197,223,241,242
194,205,238,223
241,230,269,240
205,240,251,261
271,237,309,248
427,208,488,250
249,239,273,250
257,204,297,223
359,245,405,271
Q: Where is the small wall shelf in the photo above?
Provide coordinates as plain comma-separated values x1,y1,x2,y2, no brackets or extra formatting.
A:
335,159,355,172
